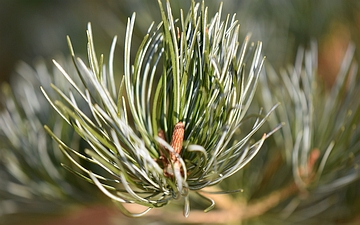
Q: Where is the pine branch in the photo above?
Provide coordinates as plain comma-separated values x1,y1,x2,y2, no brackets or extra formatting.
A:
254,42,360,222
41,0,277,217
0,58,97,215
2,0,358,223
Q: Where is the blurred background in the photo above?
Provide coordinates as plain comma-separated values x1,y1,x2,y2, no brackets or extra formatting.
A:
1,0,360,86
0,0,360,224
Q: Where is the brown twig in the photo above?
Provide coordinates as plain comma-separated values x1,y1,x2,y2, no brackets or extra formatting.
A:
242,182,299,219
153,181,299,223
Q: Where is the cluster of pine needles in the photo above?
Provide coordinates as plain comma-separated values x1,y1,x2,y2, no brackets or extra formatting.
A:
0,1,359,224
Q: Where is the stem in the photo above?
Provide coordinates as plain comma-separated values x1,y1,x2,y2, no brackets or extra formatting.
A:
152,181,299,223
242,182,298,219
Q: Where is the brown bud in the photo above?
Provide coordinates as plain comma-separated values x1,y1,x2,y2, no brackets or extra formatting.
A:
170,122,185,156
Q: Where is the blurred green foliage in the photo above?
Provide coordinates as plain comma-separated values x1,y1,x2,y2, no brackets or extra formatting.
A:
1,0,360,82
